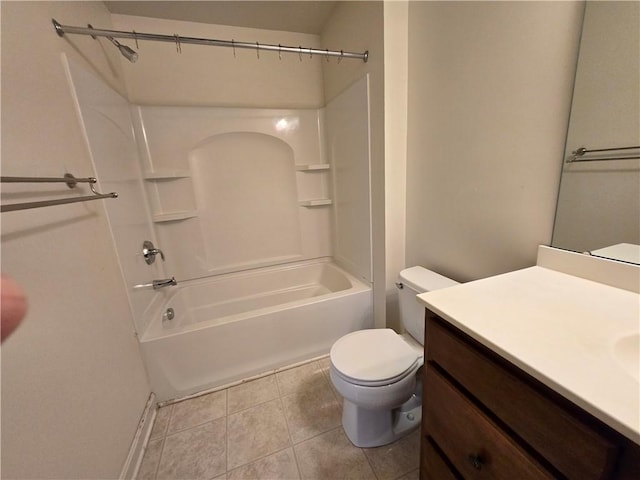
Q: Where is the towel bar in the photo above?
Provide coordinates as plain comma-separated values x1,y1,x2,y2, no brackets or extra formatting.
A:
1,174,118,212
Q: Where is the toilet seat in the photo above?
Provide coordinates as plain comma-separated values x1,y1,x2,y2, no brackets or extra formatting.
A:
330,329,420,387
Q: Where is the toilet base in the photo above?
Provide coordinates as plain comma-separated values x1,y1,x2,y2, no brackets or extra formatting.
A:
341,394,422,448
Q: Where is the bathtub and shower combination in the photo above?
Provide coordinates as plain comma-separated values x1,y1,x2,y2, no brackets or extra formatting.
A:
69,56,374,403
141,259,372,401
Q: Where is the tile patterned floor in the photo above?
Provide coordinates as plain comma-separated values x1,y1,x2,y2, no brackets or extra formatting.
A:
138,357,421,480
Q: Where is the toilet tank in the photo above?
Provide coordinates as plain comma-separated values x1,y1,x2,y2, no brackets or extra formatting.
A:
398,267,459,344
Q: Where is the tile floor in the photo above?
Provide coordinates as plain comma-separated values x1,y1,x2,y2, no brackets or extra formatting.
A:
138,357,421,480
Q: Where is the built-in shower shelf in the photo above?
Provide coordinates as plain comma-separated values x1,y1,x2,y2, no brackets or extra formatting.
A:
144,169,191,180
152,211,198,222
295,164,330,171
298,199,333,207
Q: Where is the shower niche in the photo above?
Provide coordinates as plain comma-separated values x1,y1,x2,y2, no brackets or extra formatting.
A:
131,105,339,280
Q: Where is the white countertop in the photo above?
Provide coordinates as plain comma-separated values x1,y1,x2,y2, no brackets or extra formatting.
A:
417,266,640,445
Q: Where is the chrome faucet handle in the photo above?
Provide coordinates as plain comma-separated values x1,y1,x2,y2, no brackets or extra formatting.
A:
142,240,165,264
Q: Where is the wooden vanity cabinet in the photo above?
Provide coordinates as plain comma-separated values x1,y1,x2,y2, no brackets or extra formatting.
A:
420,311,640,480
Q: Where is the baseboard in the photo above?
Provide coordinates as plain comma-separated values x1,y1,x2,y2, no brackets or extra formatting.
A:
120,392,157,480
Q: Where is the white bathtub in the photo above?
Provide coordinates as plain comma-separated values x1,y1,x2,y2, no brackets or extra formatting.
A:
140,258,373,401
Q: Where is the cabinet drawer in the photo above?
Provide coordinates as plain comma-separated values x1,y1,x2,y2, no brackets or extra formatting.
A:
424,367,554,479
426,314,619,479
421,435,458,480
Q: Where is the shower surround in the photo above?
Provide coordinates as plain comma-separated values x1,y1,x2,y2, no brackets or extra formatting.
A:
132,105,334,282
66,58,373,401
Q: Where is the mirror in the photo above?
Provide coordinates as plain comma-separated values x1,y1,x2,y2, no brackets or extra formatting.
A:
551,1,640,264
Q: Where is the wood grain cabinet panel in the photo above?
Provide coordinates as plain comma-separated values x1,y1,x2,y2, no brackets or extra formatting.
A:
420,311,640,480
425,367,554,479
420,436,459,480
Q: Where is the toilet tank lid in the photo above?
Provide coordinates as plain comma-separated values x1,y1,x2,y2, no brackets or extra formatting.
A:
399,266,459,293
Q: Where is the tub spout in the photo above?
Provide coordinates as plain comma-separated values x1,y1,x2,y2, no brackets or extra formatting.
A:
153,277,177,290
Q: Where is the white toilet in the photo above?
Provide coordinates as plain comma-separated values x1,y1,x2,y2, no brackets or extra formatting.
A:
329,266,458,448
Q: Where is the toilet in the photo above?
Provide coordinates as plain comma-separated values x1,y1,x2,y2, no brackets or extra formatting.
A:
329,266,458,448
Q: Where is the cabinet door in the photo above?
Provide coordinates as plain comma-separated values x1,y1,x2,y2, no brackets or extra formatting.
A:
426,315,619,479
424,367,555,479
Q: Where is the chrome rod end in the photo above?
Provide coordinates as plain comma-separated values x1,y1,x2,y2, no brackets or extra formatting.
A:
52,19,64,37
572,147,587,157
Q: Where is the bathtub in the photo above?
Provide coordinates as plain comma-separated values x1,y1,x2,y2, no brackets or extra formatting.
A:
139,258,373,401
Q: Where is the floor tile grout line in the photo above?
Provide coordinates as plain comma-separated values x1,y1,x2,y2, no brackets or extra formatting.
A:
290,446,304,480
224,361,337,476
320,364,342,404
275,360,326,398
223,388,229,477
227,375,280,416
277,388,302,479
164,414,227,438
226,444,301,479
156,354,330,409
291,424,342,447
160,389,228,437
278,366,343,446
225,405,229,477
362,445,382,480
151,432,166,479
267,360,344,445
391,468,420,480
152,404,173,440
149,358,421,479
226,397,293,472
226,372,294,475
151,403,175,479
282,405,343,445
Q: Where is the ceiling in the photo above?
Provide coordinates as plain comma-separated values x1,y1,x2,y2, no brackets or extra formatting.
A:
104,1,338,35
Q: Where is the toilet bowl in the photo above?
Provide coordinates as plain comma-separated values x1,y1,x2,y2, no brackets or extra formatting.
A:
329,267,458,448
330,329,423,447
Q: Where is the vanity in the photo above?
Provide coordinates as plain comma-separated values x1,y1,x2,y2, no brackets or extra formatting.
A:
415,0,638,475
417,247,640,479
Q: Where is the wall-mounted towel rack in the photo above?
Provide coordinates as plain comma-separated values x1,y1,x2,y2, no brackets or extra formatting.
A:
567,145,640,163
52,19,369,63
1,174,118,212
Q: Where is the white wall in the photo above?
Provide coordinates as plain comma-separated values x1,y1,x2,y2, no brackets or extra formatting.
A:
321,1,386,328
1,2,151,478
383,1,408,331
405,1,583,282
111,14,325,108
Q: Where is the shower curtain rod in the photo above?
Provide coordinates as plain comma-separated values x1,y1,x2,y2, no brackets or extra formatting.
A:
52,19,369,63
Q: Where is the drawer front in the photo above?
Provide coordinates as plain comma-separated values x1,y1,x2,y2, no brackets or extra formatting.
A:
421,435,458,480
426,315,618,480
424,367,554,479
